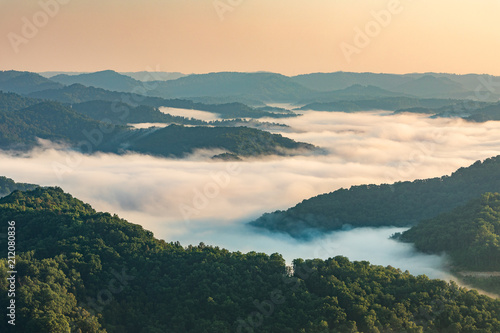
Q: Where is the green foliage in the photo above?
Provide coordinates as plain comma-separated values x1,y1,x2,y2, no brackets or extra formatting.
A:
71,100,207,126
0,70,62,95
0,91,40,112
0,96,305,158
298,97,463,112
1,187,500,332
0,176,37,198
71,100,292,130
0,101,127,148
126,124,316,158
459,276,500,296
28,83,296,119
251,156,500,237
399,192,500,271
465,102,500,122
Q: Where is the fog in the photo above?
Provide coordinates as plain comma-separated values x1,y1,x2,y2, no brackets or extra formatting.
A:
2,111,500,279
129,122,169,129
159,106,221,121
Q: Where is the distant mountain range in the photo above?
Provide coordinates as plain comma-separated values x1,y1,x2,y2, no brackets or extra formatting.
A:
3,69,500,146
25,69,500,103
3,69,500,109
50,70,146,93
292,72,500,100
0,70,62,94
40,71,187,82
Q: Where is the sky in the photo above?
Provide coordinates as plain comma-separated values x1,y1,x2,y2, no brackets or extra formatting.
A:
1,0,500,76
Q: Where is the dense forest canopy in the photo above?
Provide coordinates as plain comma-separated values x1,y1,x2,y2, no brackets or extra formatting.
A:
251,156,500,237
397,192,500,271
0,95,312,159
1,186,500,332
124,125,316,158
0,176,38,197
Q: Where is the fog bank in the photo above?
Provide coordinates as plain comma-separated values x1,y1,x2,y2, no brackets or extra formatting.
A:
2,111,500,278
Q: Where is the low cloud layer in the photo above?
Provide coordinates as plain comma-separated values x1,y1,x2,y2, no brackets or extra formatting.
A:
159,107,221,121
2,111,500,278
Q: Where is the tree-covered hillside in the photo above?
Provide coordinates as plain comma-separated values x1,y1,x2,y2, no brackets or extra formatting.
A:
71,100,292,130
50,70,146,93
71,100,207,126
464,102,500,122
297,97,464,112
0,101,125,149
0,91,41,112
0,71,62,95
28,84,295,119
1,187,500,332
0,176,37,197
398,192,500,271
122,124,316,158
250,156,500,237
0,98,309,159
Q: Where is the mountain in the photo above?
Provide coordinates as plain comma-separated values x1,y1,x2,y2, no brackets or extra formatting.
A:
120,125,316,158
398,192,500,271
38,71,90,78
0,101,124,149
71,100,206,126
46,70,314,102
71,100,291,131
250,156,500,238
120,71,186,82
149,72,316,101
1,186,499,332
50,70,146,93
0,176,37,197
28,84,295,119
407,73,500,100
391,75,467,98
0,100,309,159
291,72,414,92
0,91,41,112
0,70,62,95
464,102,500,122
291,72,493,99
305,84,408,103
28,83,131,104
298,97,462,112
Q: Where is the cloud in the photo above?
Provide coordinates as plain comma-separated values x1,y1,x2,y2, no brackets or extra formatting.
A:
2,111,500,279
159,107,221,121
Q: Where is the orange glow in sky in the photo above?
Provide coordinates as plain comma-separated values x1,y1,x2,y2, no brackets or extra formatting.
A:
1,0,499,75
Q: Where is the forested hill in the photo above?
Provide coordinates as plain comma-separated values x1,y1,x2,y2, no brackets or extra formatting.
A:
0,99,313,159
250,156,500,237
0,176,37,197
121,125,316,158
71,100,207,126
0,101,125,149
0,91,41,112
1,186,500,332
27,83,295,119
398,192,500,271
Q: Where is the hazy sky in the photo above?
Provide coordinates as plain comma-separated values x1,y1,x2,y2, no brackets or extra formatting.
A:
2,0,500,75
